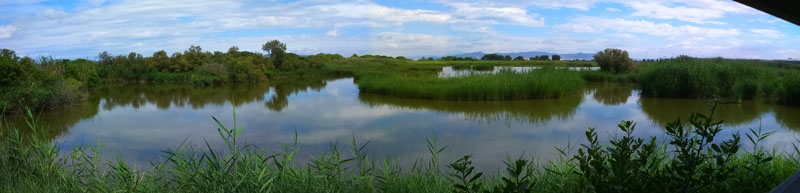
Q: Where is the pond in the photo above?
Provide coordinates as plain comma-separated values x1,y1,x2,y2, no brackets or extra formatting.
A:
439,66,600,77
4,76,800,171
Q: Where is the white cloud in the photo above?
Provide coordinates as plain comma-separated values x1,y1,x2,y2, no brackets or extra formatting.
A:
443,0,599,10
371,32,453,56
750,29,785,38
325,29,339,37
0,25,15,39
0,0,795,60
445,2,545,27
556,16,740,38
671,0,755,14
617,0,757,24
626,1,724,24
311,3,452,25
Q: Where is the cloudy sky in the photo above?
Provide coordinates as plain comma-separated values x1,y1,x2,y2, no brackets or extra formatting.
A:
1,0,798,59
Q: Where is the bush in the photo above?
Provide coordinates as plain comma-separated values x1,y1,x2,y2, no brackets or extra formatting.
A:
0,52,26,86
594,48,634,74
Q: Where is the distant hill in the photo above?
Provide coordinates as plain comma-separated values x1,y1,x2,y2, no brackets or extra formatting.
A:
444,51,594,60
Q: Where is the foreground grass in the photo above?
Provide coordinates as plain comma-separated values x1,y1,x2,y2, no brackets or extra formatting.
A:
2,105,800,193
357,68,585,100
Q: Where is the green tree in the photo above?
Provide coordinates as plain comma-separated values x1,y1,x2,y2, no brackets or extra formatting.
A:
514,56,525,61
149,50,170,72
227,46,239,57
262,40,286,58
481,54,505,60
594,48,635,74
184,45,206,70
504,55,512,61
552,55,561,61
262,40,286,68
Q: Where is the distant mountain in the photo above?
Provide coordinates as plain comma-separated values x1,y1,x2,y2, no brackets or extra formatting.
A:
445,51,594,60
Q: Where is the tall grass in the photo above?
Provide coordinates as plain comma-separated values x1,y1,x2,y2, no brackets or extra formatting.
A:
778,71,800,106
1,105,800,192
357,68,585,100
637,56,781,99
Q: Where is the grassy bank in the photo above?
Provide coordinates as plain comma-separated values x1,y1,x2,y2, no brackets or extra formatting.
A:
2,107,799,192
357,68,585,100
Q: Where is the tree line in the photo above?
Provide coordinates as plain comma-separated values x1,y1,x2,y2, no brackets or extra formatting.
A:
0,40,345,112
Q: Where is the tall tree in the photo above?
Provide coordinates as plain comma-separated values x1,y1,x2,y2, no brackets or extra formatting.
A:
262,40,286,58
262,40,287,68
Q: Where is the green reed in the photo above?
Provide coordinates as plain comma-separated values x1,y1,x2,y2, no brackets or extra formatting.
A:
357,68,585,100
637,56,786,100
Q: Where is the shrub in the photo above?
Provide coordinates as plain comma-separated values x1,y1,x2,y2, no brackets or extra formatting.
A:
594,49,635,74
0,53,26,86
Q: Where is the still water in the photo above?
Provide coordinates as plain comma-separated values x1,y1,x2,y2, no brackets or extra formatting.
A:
4,76,800,170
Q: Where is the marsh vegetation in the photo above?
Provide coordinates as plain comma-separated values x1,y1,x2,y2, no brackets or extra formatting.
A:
3,41,800,192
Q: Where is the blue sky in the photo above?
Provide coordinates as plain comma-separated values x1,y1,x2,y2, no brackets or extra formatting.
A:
0,0,798,59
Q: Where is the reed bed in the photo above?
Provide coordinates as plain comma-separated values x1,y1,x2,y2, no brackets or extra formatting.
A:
637,57,782,99
778,71,800,106
357,68,585,100
2,106,800,193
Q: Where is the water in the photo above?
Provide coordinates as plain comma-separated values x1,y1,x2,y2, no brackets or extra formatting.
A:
439,66,600,77
4,76,800,171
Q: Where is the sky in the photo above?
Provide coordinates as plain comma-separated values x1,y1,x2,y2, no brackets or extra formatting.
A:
0,0,798,59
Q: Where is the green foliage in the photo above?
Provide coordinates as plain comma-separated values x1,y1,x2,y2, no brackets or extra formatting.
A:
594,49,635,74
574,121,659,193
529,55,549,61
637,56,780,99
227,56,267,82
778,71,800,106
489,157,536,193
0,49,27,86
481,54,506,61
0,52,97,112
262,40,287,59
63,59,100,87
448,155,483,193
440,56,478,61
552,55,561,61
191,63,229,85
357,68,586,100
